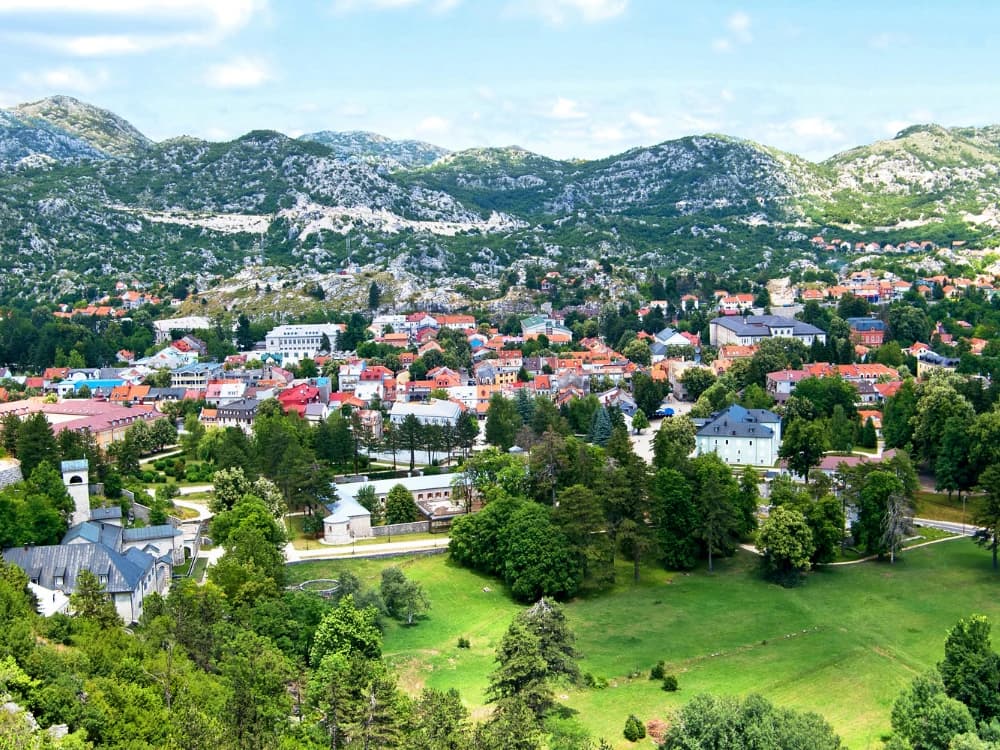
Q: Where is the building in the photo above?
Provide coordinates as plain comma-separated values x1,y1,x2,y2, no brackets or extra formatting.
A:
215,398,259,432
709,315,826,347
152,316,212,344
0,400,160,449
322,496,373,545
846,317,887,346
170,362,224,390
264,323,343,364
389,399,462,427
693,404,782,466
520,315,573,344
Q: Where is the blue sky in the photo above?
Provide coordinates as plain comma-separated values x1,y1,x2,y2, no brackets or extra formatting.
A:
1,0,998,160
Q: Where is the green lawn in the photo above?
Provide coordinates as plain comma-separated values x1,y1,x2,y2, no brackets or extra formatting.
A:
915,490,984,524
288,538,1000,749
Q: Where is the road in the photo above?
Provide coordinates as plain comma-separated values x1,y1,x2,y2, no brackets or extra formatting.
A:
285,536,451,562
913,517,981,537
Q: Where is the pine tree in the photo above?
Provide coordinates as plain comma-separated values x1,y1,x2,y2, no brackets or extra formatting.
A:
587,406,613,446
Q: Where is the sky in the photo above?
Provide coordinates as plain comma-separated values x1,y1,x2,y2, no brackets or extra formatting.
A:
1,0,1000,161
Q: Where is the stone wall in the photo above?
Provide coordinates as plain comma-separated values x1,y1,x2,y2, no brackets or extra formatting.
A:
0,458,23,490
371,520,431,537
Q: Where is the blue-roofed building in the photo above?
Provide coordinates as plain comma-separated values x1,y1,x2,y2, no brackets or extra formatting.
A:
709,315,826,347
846,317,887,346
3,540,168,624
169,361,223,390
693,404,782,467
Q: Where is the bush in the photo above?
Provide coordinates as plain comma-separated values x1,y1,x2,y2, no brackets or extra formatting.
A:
623,714,646,742
582,672,608,689
662,674,679,692
456,637,470,649
650,660,666,680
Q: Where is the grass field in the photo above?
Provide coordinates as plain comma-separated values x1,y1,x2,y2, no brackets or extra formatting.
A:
287,538,1000,749
915,490,984,525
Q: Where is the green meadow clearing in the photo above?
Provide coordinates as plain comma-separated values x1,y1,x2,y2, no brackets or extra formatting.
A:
286,537,1000,749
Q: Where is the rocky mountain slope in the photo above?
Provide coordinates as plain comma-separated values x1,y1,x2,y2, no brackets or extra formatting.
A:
299,130,449,169
1,95,999,304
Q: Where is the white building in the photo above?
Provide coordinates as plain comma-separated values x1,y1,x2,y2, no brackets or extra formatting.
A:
694,404,782,467
152,316,212,344
322,496,373,545
709,315,826,347
389,399,462,427
264,323,344,364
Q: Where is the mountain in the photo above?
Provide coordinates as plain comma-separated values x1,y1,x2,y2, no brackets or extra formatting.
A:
299,130,449,169
11,96,151,158
1,95,998,305
819,124,1000,226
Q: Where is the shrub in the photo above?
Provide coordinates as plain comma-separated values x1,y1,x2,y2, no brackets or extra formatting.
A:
582,672,608,689
456,637,470,649
662,674,679,692
650,660,666,680
623,714,646,742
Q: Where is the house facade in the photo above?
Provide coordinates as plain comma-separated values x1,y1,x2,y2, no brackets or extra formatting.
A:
709,315,826,347
265,323,343,364
694,404,782,466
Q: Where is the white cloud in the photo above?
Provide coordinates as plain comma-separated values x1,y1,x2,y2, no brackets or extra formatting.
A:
549,97,586,120
628,110,660,134
333,0,460,12
204,57,273,89
416,115,451,134
720,88,735,102
883,119,909,136
712,10,751,52
19,66,110,93
591,124,624,142
0,0,265,56
727,11,751,41
340,102,369,117
506,0,628,24
788,117,843,139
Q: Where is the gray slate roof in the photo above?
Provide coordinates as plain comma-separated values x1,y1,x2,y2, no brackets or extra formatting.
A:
62,521,122,550
90,506,123,522
3,543,154,594
122,525,182,543
695,404,780,439
712,315,824,338
324,496,372,524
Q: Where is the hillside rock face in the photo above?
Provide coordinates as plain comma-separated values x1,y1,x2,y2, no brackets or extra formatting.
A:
1,95,999,301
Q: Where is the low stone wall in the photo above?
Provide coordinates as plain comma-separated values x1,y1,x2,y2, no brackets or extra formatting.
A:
371,520,431,537
0,458,23,490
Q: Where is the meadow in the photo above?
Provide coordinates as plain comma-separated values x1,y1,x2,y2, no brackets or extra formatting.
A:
286,537,1000,749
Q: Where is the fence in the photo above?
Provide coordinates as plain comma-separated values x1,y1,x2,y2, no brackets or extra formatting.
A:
371,520,431,537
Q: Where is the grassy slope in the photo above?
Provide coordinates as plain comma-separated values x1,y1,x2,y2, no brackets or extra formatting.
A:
287,539,1000,749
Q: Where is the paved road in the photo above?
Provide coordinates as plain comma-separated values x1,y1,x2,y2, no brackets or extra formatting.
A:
913,517,981,537
285,536,451,562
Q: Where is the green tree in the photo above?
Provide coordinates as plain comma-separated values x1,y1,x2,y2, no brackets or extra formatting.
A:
793,376,858,420
681,367,716,401
661,693,843,750
411,687,471,750
883,378,918,449
486,394,522,451
758,506,815,585
690,453,742,572
779,418,829,482
487,617,552,719
586,406,613,447
936,416,974,500
630,409,649,433
939,615,1000,722
806,495,846,564
622,338,651,366
15,412,58,478
221,630,292,750
974,465,1000,570
380,566,429,625
552,484,613,587
385,484,420,525
912,380,975,469
368,281,381,310
891,671,975,750
70,569,122,628
652,415,696,470
500,503,581,602
859,416,878,449
310,594,383,664
623,714,646,742
889,304,932,346
828,404,855,453
650,468,698,570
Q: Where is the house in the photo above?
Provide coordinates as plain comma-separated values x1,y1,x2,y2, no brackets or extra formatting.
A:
0,400,160,449
718,293,755,315
215,398,259,432
276,382,322,416
152,316,212,344
330,473,472,536
170,362,224,390
693,404,782,467
765,369,811,402
389,399,462,428
846,317,887,346
653,327,692,348
264,323,344,364
595,386,638,416
520,315,573,344
204,380,247,407
322,496,373,545
709,315,826,347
